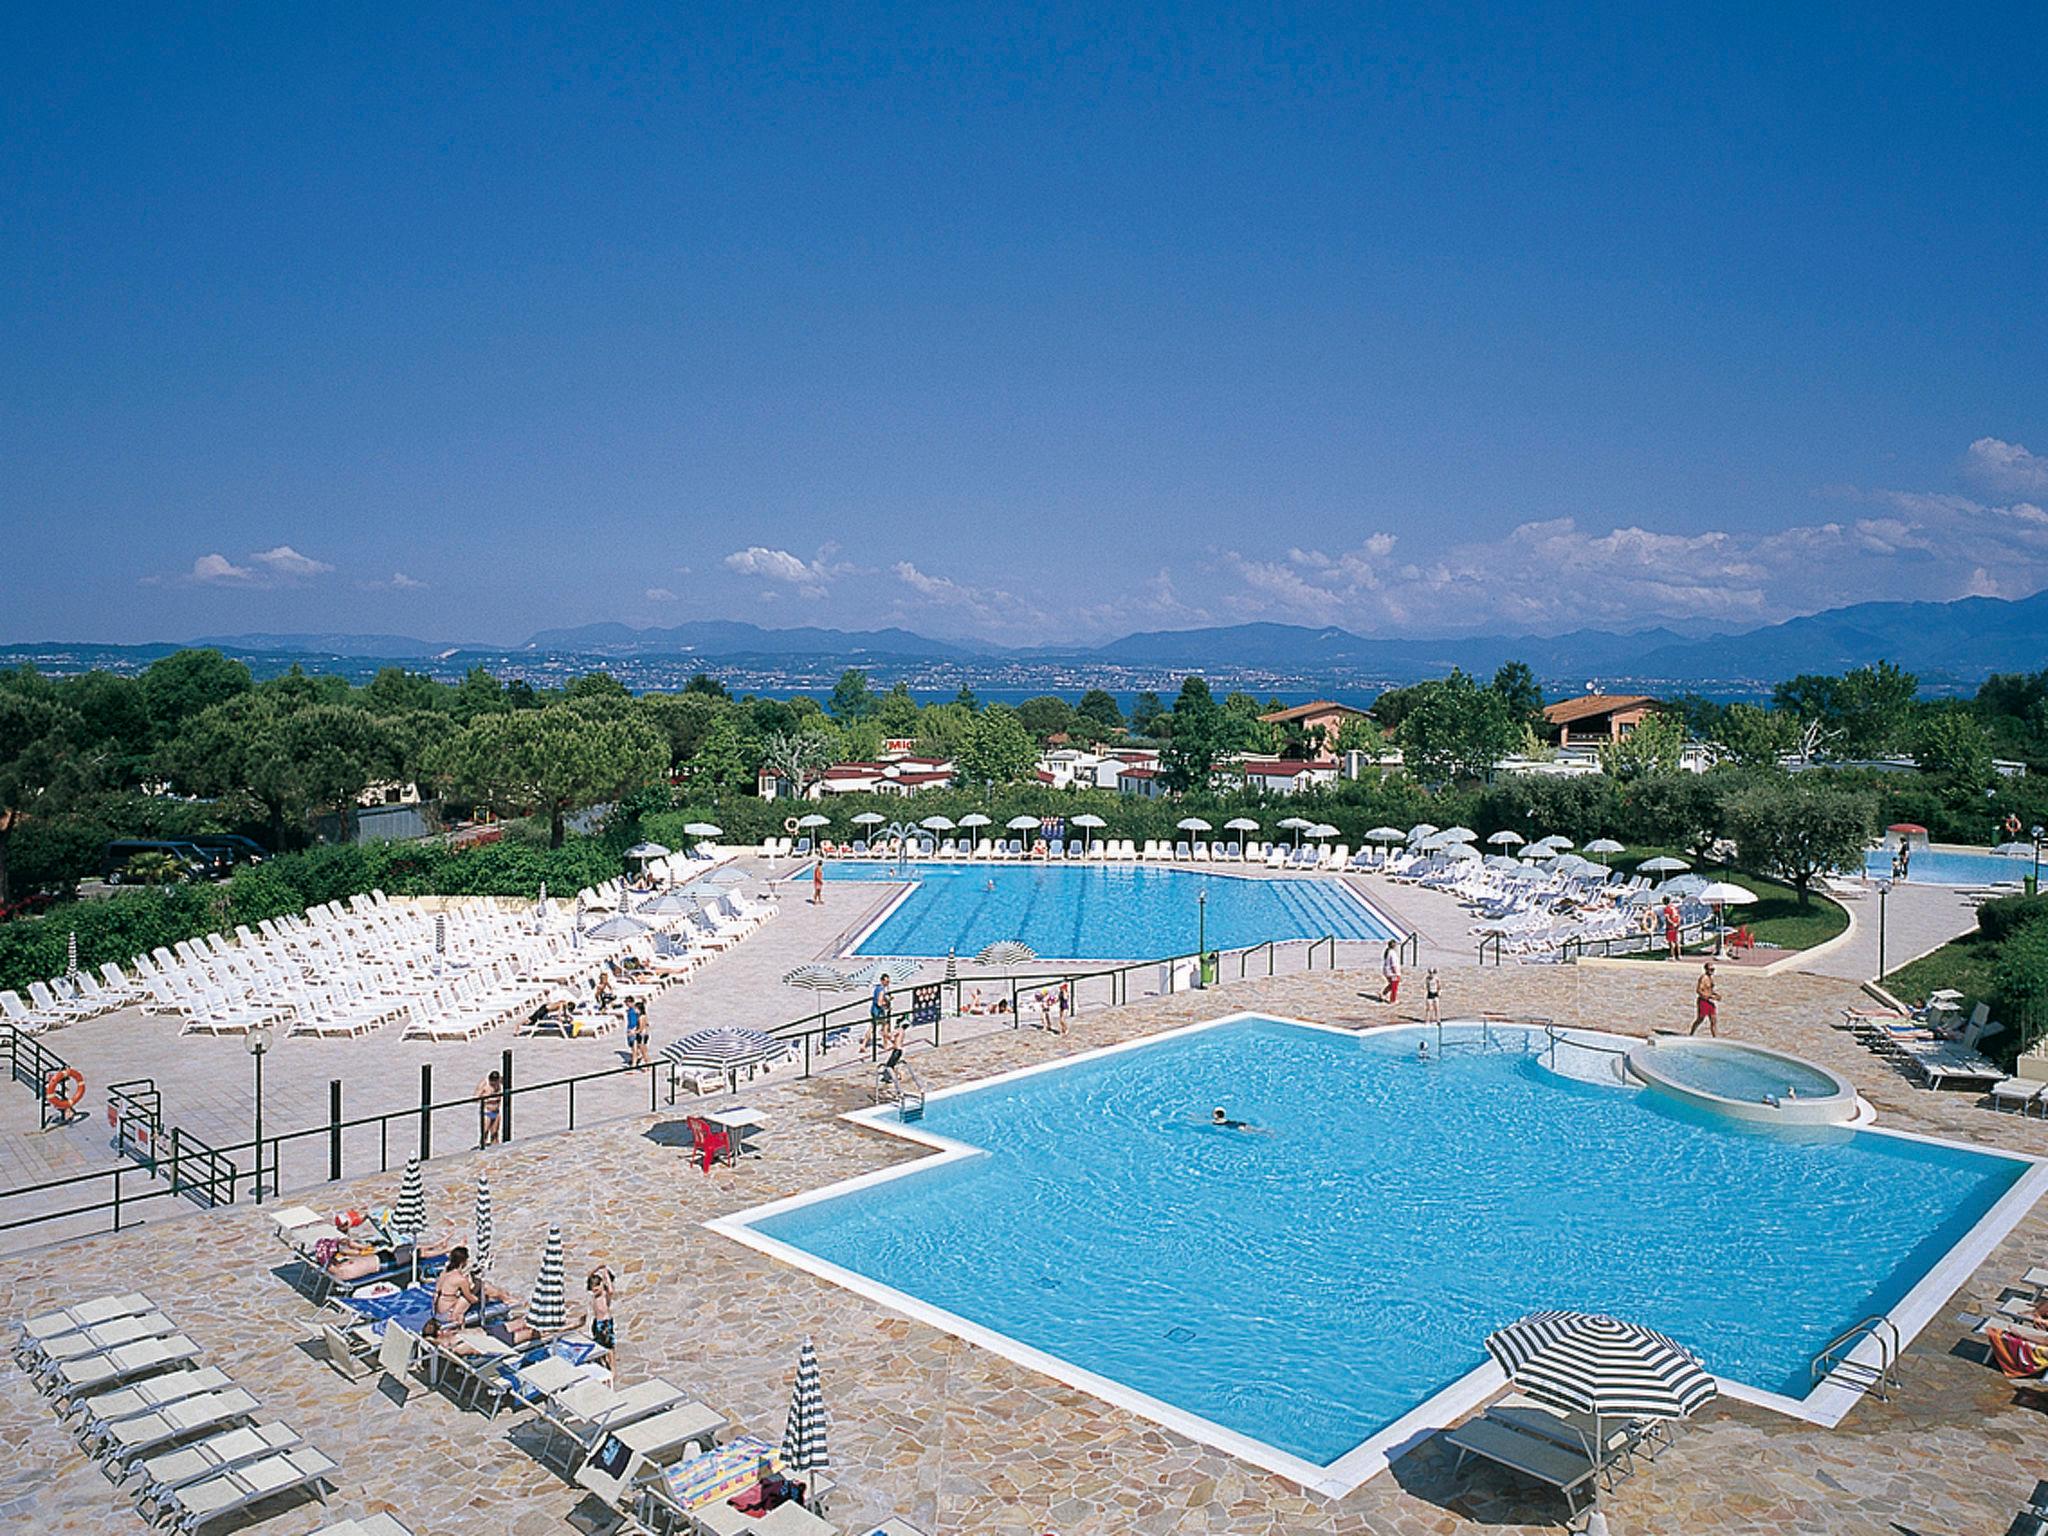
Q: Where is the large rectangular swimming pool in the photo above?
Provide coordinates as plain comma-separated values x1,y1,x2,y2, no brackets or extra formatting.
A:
822,861,1395,960
721,1016,2042,1493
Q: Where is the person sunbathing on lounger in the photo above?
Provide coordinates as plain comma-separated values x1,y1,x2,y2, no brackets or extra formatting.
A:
317,1234,451,1282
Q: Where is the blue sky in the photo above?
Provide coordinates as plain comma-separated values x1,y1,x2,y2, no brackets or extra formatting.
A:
3,3,2043,646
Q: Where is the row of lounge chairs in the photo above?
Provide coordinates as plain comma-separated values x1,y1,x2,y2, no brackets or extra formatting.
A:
14,1289,336,1532
268,1204,849,1536
1835,1000,2010,1095
765,834,1355,867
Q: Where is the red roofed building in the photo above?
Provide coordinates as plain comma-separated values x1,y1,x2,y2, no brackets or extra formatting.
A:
1255,701,1372,761
1230,756,1341,794
1541,694,1662,748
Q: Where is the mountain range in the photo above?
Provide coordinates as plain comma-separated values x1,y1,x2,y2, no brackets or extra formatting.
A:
24,586,2048,689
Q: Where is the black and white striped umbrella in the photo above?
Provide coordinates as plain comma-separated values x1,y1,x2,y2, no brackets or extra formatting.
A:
945,948,957,988
781,1335,829,1474
663,1027,789,1075
65,930,79,985
472,1171,493,1276
527,1223,566,1333
1484,1310,1716,1423
976,940,1036,970
781,963,852,996
391,1155,426,1246
434,912,446,955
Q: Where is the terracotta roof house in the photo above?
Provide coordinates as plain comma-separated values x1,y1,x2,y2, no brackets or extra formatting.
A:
1255,701,1371,760
1234,757,1340,794
1541,694,1662,748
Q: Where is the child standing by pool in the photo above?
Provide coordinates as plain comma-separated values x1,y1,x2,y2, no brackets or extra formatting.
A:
1423,968,1441,1024
587,1266,615,1377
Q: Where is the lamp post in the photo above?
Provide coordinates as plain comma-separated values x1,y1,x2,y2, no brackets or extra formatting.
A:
247,1022,272,1204
1874,878,1892,982
2034,826,2044,892
1197,886,1208,987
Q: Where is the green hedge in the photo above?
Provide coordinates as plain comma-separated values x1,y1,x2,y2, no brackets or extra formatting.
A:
1977,892,2048,944
0,836,627,996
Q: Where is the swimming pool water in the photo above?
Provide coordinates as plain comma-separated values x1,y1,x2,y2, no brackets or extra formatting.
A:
1637,1041,1844,1103
826,861,1394,960
1863,847,2032,886
750,1018,2028,1469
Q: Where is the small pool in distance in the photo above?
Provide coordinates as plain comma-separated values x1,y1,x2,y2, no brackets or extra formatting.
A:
726,1017,2040,1492
1863,847,2031,886
1628,1038,1859,1125
824,861,1393,960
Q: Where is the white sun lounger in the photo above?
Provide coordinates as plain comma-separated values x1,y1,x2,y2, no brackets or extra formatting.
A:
54,1333,201,1404
139,1420,302,1500
156,1442,335,1532
103,1386,263,1471
80,1367,234,1444
308,1516,415,1536
30,1311,180,1379
17,1291,156,1353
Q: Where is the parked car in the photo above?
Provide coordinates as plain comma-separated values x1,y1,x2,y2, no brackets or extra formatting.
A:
187,834,267,866
100,839,220,883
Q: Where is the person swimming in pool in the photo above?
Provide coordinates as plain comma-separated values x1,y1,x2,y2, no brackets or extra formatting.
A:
1208,1106,1268,1133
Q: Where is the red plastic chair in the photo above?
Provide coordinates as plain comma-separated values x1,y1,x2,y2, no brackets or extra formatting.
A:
684,1116,731,1173
1729,925,1756,955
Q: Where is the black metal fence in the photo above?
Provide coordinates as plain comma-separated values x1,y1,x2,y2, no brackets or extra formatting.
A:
0,927,1389,1247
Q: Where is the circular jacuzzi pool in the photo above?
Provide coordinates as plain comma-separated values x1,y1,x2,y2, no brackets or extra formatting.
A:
1626,1037,1861,1125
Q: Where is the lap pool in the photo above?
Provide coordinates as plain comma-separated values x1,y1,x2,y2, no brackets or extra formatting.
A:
717,1016,2045,1494
820,861,1395,960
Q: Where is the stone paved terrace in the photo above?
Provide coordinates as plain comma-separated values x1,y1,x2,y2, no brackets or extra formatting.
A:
2,958,2045,1536
0,862,1420,1248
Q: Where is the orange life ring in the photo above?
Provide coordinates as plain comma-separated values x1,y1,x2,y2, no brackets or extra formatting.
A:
46,1068,85,1113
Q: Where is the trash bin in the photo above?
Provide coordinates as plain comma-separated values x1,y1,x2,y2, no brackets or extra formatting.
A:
1200,951,1219,987
2028,875,2039,897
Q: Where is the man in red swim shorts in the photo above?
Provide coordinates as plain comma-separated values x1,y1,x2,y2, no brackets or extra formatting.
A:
1689,962,1719,1037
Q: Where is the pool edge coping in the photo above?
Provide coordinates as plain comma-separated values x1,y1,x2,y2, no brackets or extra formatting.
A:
705,1011,2048,1499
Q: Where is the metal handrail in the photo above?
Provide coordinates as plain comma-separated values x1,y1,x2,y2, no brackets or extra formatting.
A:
1811,1315,1901,1400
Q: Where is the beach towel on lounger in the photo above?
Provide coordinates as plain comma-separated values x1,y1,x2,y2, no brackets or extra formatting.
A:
1987,1326,2048,1380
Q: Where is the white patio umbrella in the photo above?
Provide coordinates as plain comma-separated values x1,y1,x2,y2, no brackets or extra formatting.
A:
1175,816,1213,834
1639,855,1691,876
584,912,652,941
1305,823,1338,839
1992,841,2033,857
1487,830,1526,847
1484,854,1520,870
1407,823,1440,843
919,815,957,832
1418,831,1454,851
1655,874,1710,899
682,822,724,838
851,811,887,827
1518,843,1554,861
708,867,749,887
1005,814,1041,831
1544,836,1576,851
1277,815,1312,848
639,889,697,916
1223,816,1261,832
1585,838,1626,865
781,1335,829,1477
1442,842,1481,861
1696,880,1758,955
1484,1310,1715,1535
624,842,672,863
795,813,830,830
1438,825,1477,842
1071,812,1106,851
527,1225,567,1333
1365,826,1407,843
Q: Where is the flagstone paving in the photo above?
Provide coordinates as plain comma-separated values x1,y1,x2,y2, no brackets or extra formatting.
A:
3,957,2046,1535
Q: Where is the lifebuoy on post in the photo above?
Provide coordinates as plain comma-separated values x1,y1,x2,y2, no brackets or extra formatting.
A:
46,1068,85,1114
784,817,800,834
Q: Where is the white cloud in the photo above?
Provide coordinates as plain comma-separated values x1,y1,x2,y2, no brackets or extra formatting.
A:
1964,437,2048,497
890,561,1052,637
722,545,849,597
190,553,256,584
644,587,679,603
388,571,427,590
250,545,334,579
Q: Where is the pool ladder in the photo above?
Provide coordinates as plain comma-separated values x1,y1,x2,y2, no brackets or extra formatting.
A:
1811,1315,1902,1400
875,1059,926,1122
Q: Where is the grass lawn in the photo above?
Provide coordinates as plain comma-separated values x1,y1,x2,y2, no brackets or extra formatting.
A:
1884,932,2001,1011
1608,844,1849,953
